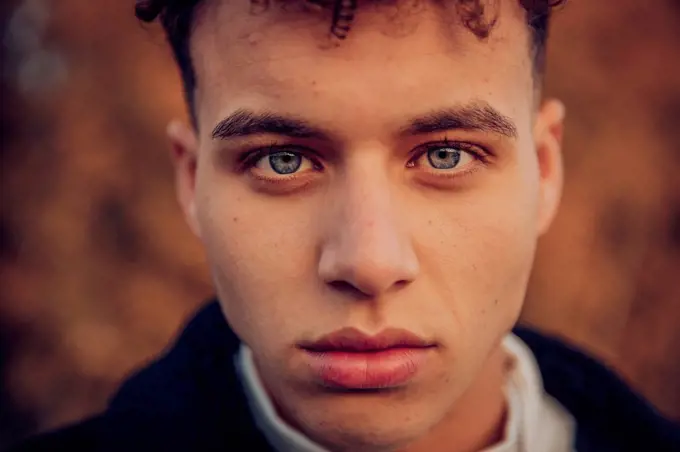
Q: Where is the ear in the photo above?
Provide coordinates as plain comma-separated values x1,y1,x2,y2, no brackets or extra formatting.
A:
167,120,202,238
533,99,565,235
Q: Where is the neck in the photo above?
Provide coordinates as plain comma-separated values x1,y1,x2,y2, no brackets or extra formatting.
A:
401,345,510,452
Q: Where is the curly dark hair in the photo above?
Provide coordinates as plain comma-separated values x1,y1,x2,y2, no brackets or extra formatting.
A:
135,0,565,124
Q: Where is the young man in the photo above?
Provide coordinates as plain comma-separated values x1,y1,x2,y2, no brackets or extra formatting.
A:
13,0,680,451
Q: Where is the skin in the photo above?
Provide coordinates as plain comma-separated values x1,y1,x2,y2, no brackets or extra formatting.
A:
168,0,565,450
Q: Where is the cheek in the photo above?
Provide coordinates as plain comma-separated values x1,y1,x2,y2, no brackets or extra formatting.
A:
418,177,540,333
193,181,320,346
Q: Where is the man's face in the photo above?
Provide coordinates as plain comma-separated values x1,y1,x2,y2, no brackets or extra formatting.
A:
172,0,563,449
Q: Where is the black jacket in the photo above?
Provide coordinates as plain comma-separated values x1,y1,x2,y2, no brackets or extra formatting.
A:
11,300,680,451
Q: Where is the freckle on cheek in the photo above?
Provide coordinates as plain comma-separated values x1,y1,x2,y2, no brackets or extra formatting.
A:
246,32,263,45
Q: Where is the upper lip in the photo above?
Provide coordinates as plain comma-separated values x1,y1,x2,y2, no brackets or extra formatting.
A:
299,327,435,352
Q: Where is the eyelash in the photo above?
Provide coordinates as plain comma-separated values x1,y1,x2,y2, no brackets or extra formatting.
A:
237,139,489,177
408,139,489,176
238,143,322,170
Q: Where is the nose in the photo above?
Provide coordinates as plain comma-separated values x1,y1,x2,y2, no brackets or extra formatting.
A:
318,170,419,298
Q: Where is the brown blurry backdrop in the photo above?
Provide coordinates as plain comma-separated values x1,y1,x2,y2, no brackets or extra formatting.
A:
1,0,679,447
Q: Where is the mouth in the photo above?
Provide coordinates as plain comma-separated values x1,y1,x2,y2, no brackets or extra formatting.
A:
298,327,436,390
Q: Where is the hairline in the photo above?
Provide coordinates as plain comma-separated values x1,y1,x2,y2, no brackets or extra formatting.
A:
139,0,556,127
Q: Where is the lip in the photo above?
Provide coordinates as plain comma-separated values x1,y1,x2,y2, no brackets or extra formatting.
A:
298,327,436,389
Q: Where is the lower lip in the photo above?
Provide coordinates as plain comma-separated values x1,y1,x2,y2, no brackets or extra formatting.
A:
302,347,431,389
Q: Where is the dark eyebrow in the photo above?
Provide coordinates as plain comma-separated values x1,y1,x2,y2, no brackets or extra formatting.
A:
403,102,518,139
211,109,329,140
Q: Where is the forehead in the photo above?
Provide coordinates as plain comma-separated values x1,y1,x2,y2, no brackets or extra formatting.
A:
189,0,535,135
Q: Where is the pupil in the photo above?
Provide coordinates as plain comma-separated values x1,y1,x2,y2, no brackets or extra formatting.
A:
428,148,460,169
270,152,302,174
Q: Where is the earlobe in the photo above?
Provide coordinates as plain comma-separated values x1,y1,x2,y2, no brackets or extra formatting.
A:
534,99,566,235
167,120,202,238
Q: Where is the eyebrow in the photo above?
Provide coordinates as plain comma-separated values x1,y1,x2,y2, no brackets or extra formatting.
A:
212,109,329,140
402,102,518,139
211,101,518,141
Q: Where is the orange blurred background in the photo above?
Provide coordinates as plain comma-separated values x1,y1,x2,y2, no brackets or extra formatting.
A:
1,0,679,448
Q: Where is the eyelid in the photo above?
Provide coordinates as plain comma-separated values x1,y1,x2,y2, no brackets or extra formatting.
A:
239,143,323,170
238,140,488,174
408,140,489,165
425,140,486,156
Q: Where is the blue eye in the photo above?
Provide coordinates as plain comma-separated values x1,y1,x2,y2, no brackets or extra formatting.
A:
268,151,302,174
427,147,462,169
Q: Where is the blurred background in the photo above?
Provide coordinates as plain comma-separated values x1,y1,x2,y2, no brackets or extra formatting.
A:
1,0,679,448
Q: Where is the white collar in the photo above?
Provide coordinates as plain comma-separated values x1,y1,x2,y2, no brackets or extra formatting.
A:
235,334,575,452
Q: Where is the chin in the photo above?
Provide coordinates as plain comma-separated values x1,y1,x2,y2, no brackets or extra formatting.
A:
309,424,421,452
293,396,439,452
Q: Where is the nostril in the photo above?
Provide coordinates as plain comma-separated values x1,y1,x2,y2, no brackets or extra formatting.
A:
327,280,370,298
393,280,410,290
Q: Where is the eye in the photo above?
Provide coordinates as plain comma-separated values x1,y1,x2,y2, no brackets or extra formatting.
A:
267,151,301,174
254,150,312,175
425,146,473,170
